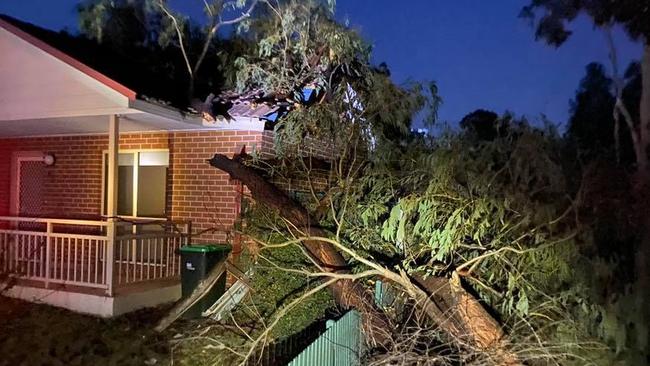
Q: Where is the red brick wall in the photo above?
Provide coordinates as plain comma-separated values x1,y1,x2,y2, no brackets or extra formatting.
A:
0,135,106,219
0,130,274,245
167,130,272,245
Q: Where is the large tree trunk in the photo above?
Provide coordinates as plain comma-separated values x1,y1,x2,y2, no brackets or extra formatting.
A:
412,274,519,365
209,151,520,363
209,152,391,345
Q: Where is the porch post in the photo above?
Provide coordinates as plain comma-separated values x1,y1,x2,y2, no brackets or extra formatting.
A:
44,222,52,288
106,114,119,296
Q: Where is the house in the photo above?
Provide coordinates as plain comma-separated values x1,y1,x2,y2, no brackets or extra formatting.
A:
0,16,302,317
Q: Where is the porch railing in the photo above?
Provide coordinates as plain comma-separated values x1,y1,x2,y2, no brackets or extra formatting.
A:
114,220,189,286
0,216,190,295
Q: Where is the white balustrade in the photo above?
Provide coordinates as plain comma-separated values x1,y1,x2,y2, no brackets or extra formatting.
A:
0,216,190,294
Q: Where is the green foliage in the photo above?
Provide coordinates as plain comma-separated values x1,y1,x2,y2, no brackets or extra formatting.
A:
240,243,334,338
231,0,441,161
236,205,335,339
300,117,642,363
234,0,370,95
352,123,577,312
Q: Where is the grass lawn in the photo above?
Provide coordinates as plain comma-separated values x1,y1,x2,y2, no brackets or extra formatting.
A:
0,296,247,366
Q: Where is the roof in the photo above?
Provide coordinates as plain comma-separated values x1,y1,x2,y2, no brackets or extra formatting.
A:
0,14,317,130
0,16,136,100
0,14,189,109
0,16,211,136
202,87,319,124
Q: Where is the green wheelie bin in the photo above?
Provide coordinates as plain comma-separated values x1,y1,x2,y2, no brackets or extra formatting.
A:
179,244,231,318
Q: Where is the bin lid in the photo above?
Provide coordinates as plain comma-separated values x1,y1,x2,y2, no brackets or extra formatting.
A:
180,244,231,253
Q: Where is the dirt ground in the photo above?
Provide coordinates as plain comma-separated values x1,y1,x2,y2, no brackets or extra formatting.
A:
0,296,243,366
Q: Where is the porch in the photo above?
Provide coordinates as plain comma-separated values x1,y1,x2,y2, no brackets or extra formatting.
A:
0,17,258,316
0,216,191,316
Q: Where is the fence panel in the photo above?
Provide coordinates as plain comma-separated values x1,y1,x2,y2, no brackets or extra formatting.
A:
287,310,362,366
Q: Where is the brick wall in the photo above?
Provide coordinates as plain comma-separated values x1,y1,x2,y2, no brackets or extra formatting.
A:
0,135,106,219
0,130,274,246
167,130,272,245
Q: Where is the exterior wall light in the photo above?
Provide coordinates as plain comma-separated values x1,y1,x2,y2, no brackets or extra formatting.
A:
43,153,55,166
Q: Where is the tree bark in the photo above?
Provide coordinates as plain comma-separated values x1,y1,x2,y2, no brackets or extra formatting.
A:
412,274,520,365
208,151,520,364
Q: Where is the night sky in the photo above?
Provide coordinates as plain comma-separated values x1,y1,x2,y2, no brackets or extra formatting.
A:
0,0,642,127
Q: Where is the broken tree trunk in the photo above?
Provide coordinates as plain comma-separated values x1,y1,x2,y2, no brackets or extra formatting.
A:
412,273,520,365
208,151,520,363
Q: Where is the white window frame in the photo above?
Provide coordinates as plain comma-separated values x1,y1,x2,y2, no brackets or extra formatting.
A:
101,149,169,220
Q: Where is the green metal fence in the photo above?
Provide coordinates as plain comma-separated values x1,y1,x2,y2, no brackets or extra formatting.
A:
286,310,363,366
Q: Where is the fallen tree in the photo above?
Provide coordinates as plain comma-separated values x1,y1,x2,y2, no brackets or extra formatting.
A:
209,150,392,346
208,149,520,364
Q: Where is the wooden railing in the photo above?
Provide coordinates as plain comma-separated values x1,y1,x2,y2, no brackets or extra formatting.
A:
0,216,190,294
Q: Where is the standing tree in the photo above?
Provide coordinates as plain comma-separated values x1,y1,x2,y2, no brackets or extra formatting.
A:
78,0,261,102
522,1,650,357
566,63,618,162
459,109,502,141
565,62,641,166
521,0,650,177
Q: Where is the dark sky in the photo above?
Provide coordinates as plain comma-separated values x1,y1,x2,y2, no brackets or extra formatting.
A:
0,0,642,127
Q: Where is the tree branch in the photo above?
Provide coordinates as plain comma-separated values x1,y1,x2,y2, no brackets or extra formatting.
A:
192,0,261,76
605,26,646,170
156,0,193,77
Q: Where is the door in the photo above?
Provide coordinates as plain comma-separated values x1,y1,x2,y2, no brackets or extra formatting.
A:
17,159,46,217
9,153,47,268
10,153,46,223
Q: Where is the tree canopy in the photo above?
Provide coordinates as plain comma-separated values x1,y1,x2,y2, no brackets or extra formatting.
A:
521,0,650,46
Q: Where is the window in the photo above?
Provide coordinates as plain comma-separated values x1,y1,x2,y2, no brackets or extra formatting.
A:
103,150,169,218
